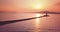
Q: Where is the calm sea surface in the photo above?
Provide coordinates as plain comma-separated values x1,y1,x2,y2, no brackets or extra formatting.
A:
0,13,60,32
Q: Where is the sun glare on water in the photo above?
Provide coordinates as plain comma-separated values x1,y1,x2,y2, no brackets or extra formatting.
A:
35,14,41,17
35,14,41,26
33,14,41,32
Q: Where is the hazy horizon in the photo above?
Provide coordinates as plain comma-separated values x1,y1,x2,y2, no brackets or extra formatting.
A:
0,0,60,12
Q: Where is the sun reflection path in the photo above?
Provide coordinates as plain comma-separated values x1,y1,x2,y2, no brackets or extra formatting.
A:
33,14,41,32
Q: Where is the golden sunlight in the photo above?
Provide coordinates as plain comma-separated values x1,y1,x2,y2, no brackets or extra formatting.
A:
33,4,42,9
35,14,41,26
33,14,41,32
35,4,41,9
35,14,41,17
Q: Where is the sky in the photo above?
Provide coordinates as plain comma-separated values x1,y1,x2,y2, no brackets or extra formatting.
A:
0,0,60,12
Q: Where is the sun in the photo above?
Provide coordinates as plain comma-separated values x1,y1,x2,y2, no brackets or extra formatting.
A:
35,4,41,9
33,4,42,9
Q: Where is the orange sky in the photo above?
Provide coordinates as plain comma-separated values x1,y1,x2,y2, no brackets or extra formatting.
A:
0,0,60,12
